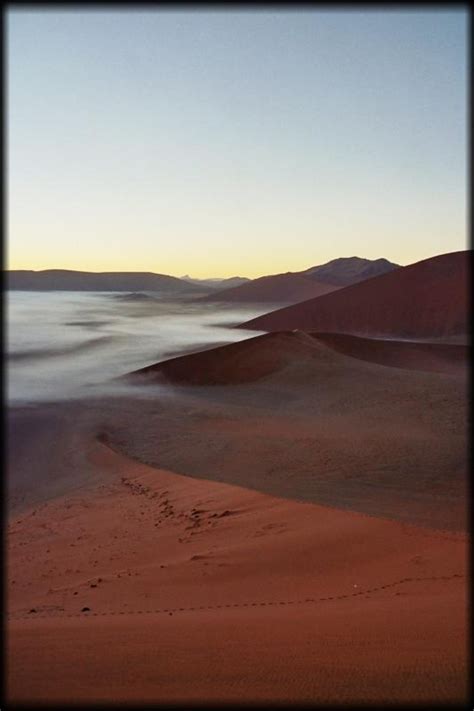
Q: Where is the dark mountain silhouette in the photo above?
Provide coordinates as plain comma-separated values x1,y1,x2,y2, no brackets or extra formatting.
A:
301,256,399,286
6,270,207,294
199,272,340,304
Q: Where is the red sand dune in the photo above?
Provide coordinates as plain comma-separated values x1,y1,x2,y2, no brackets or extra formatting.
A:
127,331,324,385
7,439,468,704
199,271,340,303
127,329,468,386
118,331,466,533
311,332,469,375
239,251,470,339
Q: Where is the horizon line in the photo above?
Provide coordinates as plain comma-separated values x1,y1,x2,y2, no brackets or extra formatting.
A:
7,249,470,280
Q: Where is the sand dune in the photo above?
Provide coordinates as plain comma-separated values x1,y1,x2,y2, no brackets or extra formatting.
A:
199,257,400,303
7,405,113,515
116,331,468,531
126,331,325,385
7,438,467,704
239,251,470,339
126,329,469,387
199,271,340,304
7,270,468,703
311,332,469,375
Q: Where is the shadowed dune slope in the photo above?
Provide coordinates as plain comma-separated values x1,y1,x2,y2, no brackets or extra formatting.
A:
199,272,340,304
239,251,470,339
126,328,468,386
126,331,324,385
311,332,469,375
120,327,467,533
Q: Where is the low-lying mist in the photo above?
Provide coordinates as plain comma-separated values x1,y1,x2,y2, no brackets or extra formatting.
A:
6,291,268,404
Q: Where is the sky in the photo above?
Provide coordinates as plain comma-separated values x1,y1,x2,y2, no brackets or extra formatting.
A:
7,8,468,278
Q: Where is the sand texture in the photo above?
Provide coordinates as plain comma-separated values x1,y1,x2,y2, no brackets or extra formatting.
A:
7,439,467,704
7,302,469,703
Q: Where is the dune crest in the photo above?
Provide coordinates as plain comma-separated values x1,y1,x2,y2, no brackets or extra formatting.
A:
125,327,468,387
126,331,326,385
239,251,470,339
310,332,468,375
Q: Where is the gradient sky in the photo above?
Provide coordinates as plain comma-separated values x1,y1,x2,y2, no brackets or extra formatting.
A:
7,8,467,278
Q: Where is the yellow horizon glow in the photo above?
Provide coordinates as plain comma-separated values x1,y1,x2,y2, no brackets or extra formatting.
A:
6,238,415,279
8,10,466,283
9,221,468,279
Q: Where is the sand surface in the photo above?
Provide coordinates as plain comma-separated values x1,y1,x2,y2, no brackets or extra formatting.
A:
311,332,469,375
129,329,469,384
241,250,469,338
7,439,467,704
7,328,468,704
121,332,468,531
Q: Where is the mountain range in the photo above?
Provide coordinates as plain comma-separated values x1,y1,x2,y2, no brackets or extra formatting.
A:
5,257,401,303
302,256,398,286
199,257,399,304
6,270,207,294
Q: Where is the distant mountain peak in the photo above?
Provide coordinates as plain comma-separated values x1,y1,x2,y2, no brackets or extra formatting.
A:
302,256,400,287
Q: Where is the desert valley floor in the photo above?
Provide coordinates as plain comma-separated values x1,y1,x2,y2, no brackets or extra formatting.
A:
7,328,468,704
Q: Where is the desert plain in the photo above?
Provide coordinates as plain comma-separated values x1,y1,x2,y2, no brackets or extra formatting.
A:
6,252,469,705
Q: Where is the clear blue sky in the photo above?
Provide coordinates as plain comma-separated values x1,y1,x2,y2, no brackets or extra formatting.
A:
7,8,467,277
